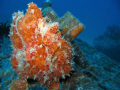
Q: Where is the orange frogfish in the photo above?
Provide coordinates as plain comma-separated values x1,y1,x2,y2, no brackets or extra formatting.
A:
9,2,72,90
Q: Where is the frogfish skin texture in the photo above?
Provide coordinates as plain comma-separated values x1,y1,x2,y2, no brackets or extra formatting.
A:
9,2,72,89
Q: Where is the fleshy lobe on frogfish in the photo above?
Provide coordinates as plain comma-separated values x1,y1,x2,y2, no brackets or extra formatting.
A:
9,2,73,90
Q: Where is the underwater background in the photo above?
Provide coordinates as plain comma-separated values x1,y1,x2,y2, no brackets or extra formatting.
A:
0,0,120,90
1,0,120,62
1,0,120,46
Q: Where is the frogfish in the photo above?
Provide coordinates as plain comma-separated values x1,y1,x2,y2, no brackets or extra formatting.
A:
9,2,73,90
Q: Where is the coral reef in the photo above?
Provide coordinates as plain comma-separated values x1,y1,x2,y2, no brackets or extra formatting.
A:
0,12,120,90
69,38,120,90
9,2,73,89
0,21,10,38
0,35,15,90
93,25,120,62
1,36,120,90
1,1,119,90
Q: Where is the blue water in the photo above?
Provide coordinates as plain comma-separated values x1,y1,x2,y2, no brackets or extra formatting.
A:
0,0,120,46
